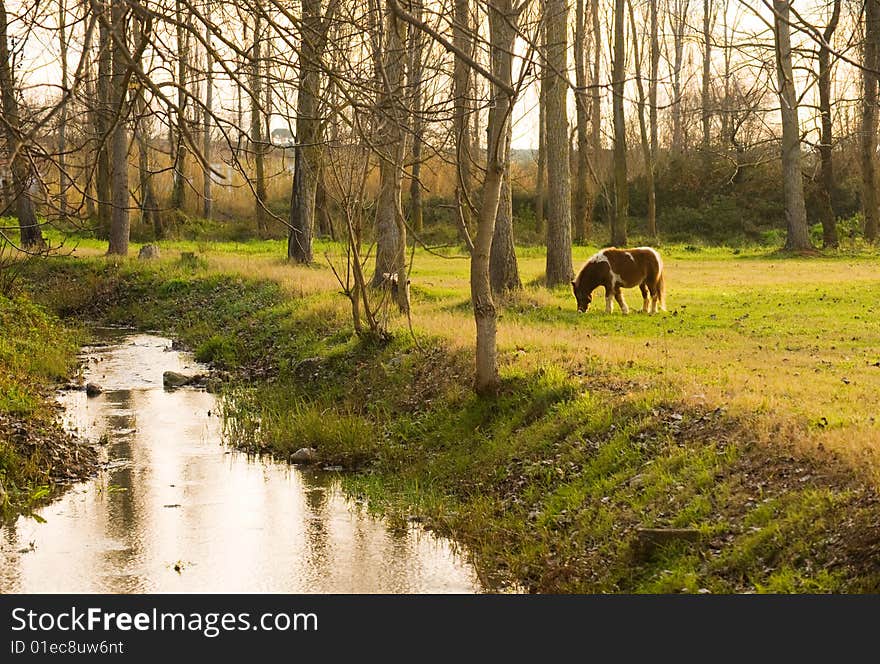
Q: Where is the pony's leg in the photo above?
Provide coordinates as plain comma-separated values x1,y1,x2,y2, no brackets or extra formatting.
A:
605,286,614,313
639,284,649,313
614,288,630,315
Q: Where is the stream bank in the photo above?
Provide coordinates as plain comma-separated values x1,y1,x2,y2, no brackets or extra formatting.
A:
17,256,880,593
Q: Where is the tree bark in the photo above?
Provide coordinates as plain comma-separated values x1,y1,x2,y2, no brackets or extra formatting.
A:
628,0,656,238
203,5,213,220
818,0,840,248
649,0,658,158
701,0,713,161
670,0,688,156
106,0,130,256
408,0,425,233
863,0,880,242
170,0,188,212
773,0,812,251
490,91,521,294
453,0,473,239
544,0,573,286
611,0,628,246
573,0,590,244
94,0,111,235
536,57,546,236
288,0,327,263
473,0,517,395
132,18,161,238
371,0,408,315
0,0,42,247
251,10,267,235
58,0,69,224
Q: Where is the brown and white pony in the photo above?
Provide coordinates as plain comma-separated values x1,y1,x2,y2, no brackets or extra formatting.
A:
571,247,666,314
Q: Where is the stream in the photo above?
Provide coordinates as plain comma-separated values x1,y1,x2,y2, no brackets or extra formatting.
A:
0,332,480,593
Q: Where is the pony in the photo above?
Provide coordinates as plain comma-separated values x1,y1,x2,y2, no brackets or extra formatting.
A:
571,247,666,314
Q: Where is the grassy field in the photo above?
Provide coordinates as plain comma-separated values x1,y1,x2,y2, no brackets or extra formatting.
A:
58,235,880,472
19,235,880,591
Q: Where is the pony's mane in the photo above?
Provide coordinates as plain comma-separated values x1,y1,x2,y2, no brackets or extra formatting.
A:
574,249,613,288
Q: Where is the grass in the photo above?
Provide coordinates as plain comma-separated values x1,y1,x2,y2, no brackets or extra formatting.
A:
0,294,96,516
14,236,880,591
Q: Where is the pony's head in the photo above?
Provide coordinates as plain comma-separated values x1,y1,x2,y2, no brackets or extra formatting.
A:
571,278,592,313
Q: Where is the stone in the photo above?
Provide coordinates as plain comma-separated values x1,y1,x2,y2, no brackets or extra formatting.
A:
138,244,161,260
162,371,191,388
290,447,319,464
85,383,103,397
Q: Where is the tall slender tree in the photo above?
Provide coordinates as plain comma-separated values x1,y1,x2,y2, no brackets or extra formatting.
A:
863,0,880,242
0,0,43,247
544,0,573,285
610,0,628,246
773,0,811,251
817,0,840,248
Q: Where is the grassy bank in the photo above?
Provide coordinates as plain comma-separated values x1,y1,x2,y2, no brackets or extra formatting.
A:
0,294,97,517
19,244,880,592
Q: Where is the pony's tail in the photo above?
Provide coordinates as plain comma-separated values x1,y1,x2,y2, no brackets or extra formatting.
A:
657,272,667,311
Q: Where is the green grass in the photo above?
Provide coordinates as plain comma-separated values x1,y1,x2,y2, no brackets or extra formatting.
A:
14,239,880,592
0,293,94,516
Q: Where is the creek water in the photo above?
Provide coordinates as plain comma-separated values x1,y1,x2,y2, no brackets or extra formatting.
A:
0,332,480,593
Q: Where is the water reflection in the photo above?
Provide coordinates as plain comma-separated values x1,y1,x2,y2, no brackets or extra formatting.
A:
0,333,480,593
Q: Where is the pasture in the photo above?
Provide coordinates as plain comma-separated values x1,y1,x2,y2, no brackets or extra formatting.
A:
60,235,880,474
17,236,880,591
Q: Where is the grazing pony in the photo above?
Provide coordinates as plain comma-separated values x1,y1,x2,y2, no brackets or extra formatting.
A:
571,247,666,314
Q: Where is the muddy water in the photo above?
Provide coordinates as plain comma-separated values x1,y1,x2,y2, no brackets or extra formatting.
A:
0,332,480,593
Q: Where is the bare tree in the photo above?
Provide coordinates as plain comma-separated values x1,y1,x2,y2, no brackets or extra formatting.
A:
773,0,812,251
288,0,336,262
817,0,840,248
408,0,425,233
863,0,880,242
544,0,573,285
573,0,590,243
669,0,689,155
371,0,409,315
629,0,656,237
106,0,130,255
610,0,628,246
202,0,213,220
0,0,43,247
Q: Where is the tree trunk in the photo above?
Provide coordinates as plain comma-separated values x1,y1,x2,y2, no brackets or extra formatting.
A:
670,0,688,156
628,0,656,238
536,60,546,236
58,0,69,224
589,0,602,222
203,7,213,220
490,96,521,294
132,18,161,238
408,0,425,233
371,0,408,315
649,0,658,158
544,0,573,286
94,0,111,235
773,0,812,251
573,0,590,244
611,0,628,246
0,0,42,248
107,0,130,256
818,0,840,248
316,170,334,239
453,0,473,239
288,0,325,263
251,11,267,235
701,0,713,162
170,0,188,212
863,0,880,242
474,0,517,395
